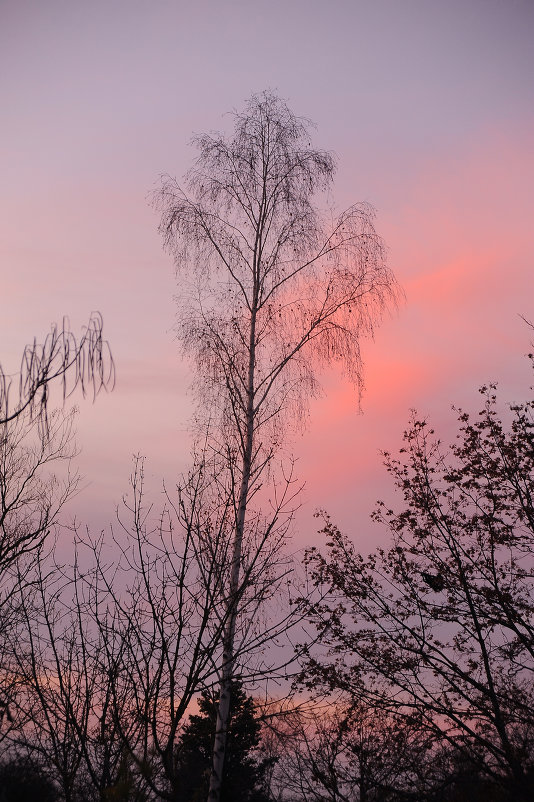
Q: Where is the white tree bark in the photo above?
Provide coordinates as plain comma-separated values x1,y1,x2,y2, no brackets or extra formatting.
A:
154,91,400,802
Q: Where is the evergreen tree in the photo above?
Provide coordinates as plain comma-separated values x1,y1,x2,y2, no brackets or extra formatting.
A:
173,681,272,802
0,757,59,802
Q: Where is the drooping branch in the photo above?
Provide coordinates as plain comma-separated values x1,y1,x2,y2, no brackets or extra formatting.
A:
0,312,114,429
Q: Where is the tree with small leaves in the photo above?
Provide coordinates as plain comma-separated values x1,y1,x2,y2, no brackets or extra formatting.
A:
302,360,534,801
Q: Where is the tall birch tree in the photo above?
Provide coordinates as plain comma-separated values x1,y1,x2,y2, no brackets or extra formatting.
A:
154,91,399,802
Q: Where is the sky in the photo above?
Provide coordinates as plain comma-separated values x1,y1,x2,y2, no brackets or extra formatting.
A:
1,0,533,552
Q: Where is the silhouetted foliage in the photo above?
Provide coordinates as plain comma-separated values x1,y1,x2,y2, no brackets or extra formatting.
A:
173,680,272,802
269,703,437,802
302,359,534,801
0,756,59,802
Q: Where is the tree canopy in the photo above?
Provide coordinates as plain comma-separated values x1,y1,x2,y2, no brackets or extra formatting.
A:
302,360,534,801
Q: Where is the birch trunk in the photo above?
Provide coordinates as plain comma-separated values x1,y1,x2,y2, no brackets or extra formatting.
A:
154,91,398,802
207,299,258,802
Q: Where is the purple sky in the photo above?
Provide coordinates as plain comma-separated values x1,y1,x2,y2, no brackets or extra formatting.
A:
1,0,533,550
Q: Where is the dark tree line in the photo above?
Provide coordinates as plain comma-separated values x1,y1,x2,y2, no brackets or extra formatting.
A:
3,354,533,802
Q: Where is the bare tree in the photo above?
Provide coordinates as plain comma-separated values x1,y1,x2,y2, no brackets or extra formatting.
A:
5,542,152,802
154,91,399,801
6,556,93,802
0,311,112,593
0,410,77,592
0,408,80,736
83,455,306,800
3,446,308,800
0,313,112,734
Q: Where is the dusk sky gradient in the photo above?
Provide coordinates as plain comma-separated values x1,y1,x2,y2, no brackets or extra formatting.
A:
1,0,533,549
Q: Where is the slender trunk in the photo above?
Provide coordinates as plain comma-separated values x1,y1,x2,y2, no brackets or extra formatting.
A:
207,302,257,802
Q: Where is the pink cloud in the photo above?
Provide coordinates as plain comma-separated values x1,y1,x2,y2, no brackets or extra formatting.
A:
294,123,534,549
